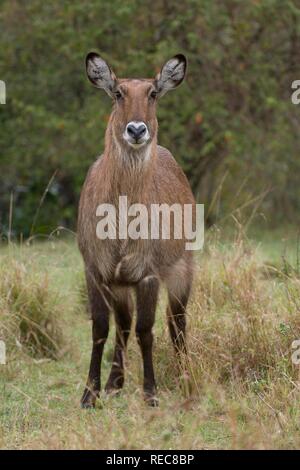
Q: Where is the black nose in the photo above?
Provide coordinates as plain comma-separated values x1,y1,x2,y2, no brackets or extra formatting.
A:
126,123,147,142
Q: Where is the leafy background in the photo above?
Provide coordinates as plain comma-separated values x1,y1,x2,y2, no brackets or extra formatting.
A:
0,0,299,236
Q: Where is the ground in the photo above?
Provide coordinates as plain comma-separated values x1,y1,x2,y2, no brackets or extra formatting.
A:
0,226,300,449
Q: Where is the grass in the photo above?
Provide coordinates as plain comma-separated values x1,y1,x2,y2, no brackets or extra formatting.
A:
0,255,65,360
1,228,300,449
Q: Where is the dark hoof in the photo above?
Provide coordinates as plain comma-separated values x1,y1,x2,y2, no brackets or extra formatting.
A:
81,400,95,409
80,388,98,409
145,394,159,407
104,385,122,397
105,376,124,395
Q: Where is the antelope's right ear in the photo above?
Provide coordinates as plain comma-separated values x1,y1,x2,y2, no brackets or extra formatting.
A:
85,52,117,97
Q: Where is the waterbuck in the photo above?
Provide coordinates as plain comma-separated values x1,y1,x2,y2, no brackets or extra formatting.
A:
78,52,195,408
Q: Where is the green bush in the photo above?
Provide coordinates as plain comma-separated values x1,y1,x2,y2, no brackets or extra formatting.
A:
0,0,299,235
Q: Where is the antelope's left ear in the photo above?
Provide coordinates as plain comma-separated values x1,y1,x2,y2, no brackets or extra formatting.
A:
154,54,187,98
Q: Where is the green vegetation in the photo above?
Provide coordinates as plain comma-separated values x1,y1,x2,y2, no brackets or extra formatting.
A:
1,0,300,451
1,0,300,235
0,251,65,359
1,231,300,449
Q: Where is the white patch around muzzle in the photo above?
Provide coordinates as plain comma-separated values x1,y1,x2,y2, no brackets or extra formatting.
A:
123,121,150,148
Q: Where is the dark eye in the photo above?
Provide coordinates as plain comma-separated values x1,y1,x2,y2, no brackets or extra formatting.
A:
149,90,157,99
115,91,122,100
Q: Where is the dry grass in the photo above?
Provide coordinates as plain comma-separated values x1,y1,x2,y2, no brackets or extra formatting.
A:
190,238,300,387
0,252,65,360
1,231,300,449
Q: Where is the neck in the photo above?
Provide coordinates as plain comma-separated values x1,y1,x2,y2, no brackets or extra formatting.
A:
103,125,157,200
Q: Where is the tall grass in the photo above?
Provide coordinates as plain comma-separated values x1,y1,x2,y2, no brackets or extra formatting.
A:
188,237,300,387
0,252,65,360
1,233,300,449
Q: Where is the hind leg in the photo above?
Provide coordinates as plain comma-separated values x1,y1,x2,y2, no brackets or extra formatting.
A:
166,256,193,356
105,288,133,393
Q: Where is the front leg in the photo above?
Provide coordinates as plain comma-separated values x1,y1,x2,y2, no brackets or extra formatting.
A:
81,273,110,408
105,289,133,394
135,275,159,406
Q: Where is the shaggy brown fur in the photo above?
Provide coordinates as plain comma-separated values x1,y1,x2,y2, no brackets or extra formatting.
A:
78,53,195,407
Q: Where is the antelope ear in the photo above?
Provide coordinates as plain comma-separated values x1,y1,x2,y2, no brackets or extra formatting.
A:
154,54,187,97
85,52,117,97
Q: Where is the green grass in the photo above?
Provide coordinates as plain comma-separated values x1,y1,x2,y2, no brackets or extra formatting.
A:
1,229,300,449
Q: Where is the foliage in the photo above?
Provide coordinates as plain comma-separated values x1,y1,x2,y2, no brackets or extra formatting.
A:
0,0,300,235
